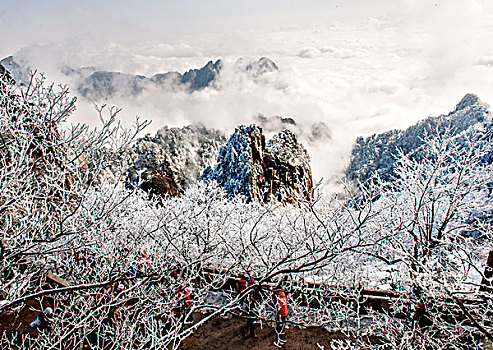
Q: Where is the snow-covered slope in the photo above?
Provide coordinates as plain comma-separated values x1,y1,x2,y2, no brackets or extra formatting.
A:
126,124,226,196
347,94,492,187
0,62,14,86
0,56,31,85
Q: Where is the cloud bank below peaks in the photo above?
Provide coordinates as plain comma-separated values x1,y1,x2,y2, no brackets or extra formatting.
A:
5,6,493,193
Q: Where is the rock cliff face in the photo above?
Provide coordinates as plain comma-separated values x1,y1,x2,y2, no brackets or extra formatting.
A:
202,125,314,204
125,142,178,199
181,59,222,91
264,130,314,203
139,171,179,199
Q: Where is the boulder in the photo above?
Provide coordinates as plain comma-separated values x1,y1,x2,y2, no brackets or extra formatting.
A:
140,172,179,199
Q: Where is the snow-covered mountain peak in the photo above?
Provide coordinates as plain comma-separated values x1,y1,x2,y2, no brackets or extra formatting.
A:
0,56,31,85
347,94,493,188
454,93,486,112
126,124,226,197
267,129,311,167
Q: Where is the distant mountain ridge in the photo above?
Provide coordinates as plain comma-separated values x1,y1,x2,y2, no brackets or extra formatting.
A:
347,94,492,188
0,56,278,100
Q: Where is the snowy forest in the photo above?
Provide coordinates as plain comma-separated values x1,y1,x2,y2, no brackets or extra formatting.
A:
0,63,492,350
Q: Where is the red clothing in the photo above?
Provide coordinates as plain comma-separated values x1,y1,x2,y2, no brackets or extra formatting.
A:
182,289,192,307
172,287,192,315
176,288,192,307
238,276,254,292
276,292,288,317
139,253,150,270
413,302,425,320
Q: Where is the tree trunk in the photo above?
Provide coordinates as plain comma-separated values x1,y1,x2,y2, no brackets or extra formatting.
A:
480,250,493,292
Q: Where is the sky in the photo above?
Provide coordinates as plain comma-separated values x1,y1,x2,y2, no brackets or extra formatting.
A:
1,1,397,47
2,0,493,190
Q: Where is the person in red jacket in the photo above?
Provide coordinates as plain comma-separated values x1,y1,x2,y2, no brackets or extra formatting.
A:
238,275,254,293
173,286,193,323
273,290,288,337
412,300,433,329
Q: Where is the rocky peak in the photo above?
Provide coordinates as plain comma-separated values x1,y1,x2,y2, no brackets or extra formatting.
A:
202,124,314,204
2,55,279,100
254,114,332,144
454,93,483,112
245,57,278,77
76,59,225,98
201,125,257,199
0,56,31,85
150,71,182,86
256,115,296,130
181,59,223,91
267,130,311,167
78,71,148,99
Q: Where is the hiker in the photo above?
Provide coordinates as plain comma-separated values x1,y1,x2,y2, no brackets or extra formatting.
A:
173,286,193,323
30,307,53,330
237,274,254,312
169,264,183,281
244,284,263,339
412,300,433,329
107,283,127,322
273,290,289,340
132,252,150,276
238,274,254,293
237,273,260,339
